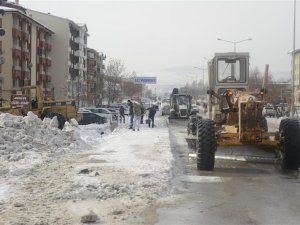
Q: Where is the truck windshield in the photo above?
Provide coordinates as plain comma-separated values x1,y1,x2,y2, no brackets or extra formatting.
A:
217,58,247,83
177,95,189,105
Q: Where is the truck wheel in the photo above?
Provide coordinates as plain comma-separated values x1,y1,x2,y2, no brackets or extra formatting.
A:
196,119,216,170
45,112,66,130
279,118,300,170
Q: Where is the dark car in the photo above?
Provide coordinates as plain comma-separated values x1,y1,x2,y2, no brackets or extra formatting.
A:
78,112,107,125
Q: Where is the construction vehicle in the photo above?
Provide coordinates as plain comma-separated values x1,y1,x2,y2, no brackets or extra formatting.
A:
0,85,82,129
168,88,192,121
186,52,300,171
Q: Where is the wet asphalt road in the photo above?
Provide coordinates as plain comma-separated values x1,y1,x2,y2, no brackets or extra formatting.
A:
155,121,300,225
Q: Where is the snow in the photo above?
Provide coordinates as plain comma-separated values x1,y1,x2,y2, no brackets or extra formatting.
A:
0,108,285,223
0,111,175,224
0,112,89,176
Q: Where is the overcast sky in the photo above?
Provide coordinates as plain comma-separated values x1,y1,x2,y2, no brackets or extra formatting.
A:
21,0,299,91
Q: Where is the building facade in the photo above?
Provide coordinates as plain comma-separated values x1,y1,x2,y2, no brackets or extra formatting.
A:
0,6,53,100
87,48,106,106
26,9,88,106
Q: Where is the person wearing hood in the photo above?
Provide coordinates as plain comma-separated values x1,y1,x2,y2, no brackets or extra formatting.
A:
127,100,134,129
147,105,157,128
133,101,142,131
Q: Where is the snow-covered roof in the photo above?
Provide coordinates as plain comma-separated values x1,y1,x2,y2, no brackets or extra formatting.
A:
0,6,54,34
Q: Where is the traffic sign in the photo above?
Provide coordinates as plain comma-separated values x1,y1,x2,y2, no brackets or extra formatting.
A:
133,77,157,84
282,89,292,97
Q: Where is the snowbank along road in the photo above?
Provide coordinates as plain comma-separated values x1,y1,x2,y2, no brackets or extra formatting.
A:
0,112,178,225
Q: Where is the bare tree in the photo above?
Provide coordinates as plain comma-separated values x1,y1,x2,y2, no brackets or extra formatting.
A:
104,59,125,104
122,71,143,98
249,66,290,104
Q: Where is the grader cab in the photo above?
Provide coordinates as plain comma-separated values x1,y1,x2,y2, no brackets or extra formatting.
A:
186,52,300,171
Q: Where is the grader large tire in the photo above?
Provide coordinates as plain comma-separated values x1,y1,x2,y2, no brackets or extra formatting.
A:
279,118,300,170
196,119,216,171
45,112,66,130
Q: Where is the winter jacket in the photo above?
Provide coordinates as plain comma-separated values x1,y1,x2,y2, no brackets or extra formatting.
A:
148,106,156,118
119,106,125,115
128,101,133,115
133,102,142,116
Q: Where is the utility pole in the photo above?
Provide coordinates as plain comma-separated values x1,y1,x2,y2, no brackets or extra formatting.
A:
291,0,296,117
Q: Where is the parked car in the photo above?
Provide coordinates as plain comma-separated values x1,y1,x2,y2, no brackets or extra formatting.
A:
262,105,277,117
86,107,118,122
78,112,107,125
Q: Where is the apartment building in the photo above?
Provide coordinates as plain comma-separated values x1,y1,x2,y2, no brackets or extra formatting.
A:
26,9,88,106
0,6,53,100
87,48,106,106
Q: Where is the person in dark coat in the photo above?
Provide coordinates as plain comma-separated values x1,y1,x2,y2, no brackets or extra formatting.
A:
127,100,134,129
119,105,125,123
147,105,157,128
140,103,145,124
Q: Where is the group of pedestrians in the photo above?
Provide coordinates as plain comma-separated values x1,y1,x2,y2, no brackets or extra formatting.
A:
121,100,156,131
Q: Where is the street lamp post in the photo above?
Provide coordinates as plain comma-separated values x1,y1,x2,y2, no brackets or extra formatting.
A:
291,0,297,117
217,38,252,52
194,67,207,91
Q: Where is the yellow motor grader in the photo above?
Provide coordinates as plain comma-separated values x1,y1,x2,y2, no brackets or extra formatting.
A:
186,52,300,171
0,85,82,129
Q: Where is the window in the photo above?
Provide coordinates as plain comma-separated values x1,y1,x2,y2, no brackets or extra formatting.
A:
217,57,247,83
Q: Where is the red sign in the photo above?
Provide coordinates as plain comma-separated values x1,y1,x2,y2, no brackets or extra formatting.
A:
131,96,140,101
10,95,30,109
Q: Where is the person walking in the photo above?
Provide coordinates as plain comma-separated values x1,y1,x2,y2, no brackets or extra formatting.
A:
140,103,145,124
133,101,142,131
127,100,134,129
147,105,157,128
119,105,125,123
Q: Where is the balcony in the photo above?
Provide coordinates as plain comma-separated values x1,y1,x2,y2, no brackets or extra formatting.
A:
88,59,96,66
88,70,96,76
69,67,79,77
46,57,52,66
74,37,84,44
74,63,85,70
45,43,52,51
24,80,31,86
12,66,22,79
22,51,30,61
12,47,22,59
38,72,47,82
74,50,84,57
22,70,30,80
39,56,47,65
22,32,30,42
12,27,22,39
46,75,51,82
39,40,46,49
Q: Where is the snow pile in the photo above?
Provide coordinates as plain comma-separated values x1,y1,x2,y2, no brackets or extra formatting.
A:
0,112,175,224
0,112,87,175
65,117,175,220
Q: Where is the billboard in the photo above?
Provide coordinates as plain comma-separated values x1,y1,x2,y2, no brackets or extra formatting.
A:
133,77,157,84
